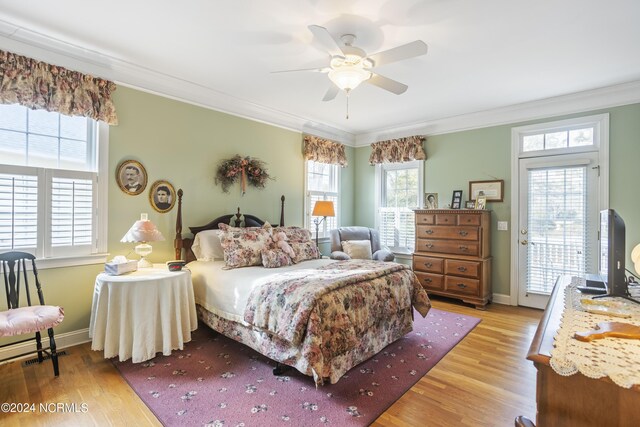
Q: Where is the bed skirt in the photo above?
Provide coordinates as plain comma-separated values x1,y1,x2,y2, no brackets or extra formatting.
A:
196,304,414,385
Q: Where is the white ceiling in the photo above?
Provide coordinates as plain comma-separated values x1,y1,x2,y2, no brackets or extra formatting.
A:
1,0,640,145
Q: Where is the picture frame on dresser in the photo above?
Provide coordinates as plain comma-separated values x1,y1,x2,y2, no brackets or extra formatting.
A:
451,190,462,209
465,200,476,209
469,179,504,202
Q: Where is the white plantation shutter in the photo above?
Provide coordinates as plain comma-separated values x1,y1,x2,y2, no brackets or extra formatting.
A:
526,165,591,294
0,171,39,251
49,173,96,254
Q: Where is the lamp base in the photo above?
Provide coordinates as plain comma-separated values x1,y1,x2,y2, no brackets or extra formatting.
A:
137,257,153,268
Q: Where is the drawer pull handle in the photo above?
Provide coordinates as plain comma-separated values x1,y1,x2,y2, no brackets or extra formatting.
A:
425,229,434,234
458,230,468,236
457,283,467,289
425,243,434,248
426,278,433,283
424,262,433,268
457,266,467,272
459,246,468,251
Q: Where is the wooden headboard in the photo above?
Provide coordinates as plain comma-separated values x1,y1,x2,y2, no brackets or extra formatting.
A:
173,191,286,263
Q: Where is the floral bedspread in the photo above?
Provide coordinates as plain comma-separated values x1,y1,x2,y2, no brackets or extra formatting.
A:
244,260,431,352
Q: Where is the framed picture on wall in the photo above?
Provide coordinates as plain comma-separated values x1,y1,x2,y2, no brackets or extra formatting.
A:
149,180,176,213
451,190,463,209
469,179,504,202
116,160,148,195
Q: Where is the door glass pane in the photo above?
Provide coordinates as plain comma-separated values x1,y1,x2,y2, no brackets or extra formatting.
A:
527,166,588,294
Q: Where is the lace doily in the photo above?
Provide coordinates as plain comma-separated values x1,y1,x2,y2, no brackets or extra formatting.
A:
549,279,640,388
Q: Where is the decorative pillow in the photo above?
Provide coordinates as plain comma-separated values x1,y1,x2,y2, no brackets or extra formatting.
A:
218,223,272,268
289,241,320,264
261,248,293,268
341,240,373,260
191,230,224,261
273,226,313,243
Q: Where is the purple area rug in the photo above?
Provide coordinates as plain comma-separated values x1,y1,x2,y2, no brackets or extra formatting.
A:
114,309,480,426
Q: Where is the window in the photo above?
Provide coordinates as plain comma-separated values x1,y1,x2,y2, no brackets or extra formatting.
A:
518,114,604,156
305,161,339,240
376,160,423,254
0,104,108,267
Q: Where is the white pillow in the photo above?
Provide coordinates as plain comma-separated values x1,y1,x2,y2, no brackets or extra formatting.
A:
341,240,373,260
191,230,224,261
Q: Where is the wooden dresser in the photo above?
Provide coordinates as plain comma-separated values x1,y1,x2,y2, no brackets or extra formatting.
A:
412,209,492,309
526,275,640,426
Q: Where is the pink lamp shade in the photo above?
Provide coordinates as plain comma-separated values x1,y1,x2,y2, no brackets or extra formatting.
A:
121,213,165,268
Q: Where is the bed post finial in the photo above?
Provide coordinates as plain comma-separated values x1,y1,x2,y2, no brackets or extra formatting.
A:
174,189,184,260
280,195,285,227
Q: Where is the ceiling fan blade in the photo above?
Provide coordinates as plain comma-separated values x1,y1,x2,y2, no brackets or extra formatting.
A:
308,24,345,56
322,84,339,102
366,73,408,95
367,40,428,67
271,67,329,74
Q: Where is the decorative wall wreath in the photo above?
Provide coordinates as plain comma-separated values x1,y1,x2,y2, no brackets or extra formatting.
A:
215,155,272,194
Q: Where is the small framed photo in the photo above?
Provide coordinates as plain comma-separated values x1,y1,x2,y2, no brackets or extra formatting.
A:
451,190,463,209
465,200,476,209
475,196,487,210
424,193,439,209
149,180,176,213
116,160,147,195
469,179,504,202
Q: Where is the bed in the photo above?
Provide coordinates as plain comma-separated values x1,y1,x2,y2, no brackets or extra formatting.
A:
174,192,431,385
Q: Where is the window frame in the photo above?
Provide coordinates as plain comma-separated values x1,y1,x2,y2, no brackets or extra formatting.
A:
304,160,340,241
0,108,108,269
375,160,424,255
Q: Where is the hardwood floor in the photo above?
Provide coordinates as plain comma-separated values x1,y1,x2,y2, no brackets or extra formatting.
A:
0,298,542,427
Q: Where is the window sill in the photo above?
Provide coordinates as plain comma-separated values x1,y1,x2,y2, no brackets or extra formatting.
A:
36,253,109,270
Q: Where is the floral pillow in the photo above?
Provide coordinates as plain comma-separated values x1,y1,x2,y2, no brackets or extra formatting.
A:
289,241,320,264
218,223,272,269
273,226,313,243
261,248,293,268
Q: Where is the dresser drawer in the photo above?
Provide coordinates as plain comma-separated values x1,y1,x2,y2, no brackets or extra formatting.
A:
445,259,481,278
435,214,456,225
445,276,480,296
416,239,479,256
417,225,478,241
457,214,481,226
416,213,435,225
413,255,443,273
414,271,444,291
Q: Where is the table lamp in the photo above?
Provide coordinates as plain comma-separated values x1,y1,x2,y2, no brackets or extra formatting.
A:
121,213,165,268
311,200,335,248
632,243,640,277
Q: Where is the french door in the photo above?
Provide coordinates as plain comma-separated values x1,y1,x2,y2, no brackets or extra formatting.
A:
517,153,600,308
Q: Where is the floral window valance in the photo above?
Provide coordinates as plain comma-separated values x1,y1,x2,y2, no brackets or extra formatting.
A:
303,135,348,167
369,135,426,164
0,50,118,125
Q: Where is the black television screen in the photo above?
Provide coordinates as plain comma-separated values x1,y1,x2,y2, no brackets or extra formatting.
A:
599,209,627,297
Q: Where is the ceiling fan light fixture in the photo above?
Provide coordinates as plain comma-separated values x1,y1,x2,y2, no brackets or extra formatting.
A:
328,66,371,91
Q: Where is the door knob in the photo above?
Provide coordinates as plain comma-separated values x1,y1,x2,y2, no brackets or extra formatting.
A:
521,239,528,245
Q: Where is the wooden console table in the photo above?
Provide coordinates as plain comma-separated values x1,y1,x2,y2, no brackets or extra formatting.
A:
526,275,640,426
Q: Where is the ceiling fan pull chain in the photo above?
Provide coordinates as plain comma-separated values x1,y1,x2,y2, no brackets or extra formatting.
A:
346,90,350,120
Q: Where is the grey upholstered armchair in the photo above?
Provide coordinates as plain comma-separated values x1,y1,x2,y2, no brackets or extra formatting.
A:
329,226,395,262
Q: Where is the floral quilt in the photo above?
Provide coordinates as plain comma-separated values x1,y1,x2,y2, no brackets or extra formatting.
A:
237,260,431,383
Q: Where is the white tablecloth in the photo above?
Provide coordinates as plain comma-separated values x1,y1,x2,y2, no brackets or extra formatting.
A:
89,267,197,363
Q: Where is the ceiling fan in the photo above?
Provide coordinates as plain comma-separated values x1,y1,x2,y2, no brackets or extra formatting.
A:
274,25,429,104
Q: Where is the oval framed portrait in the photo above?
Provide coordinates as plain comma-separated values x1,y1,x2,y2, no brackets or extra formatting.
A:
116,160,148,195
149,180,176,213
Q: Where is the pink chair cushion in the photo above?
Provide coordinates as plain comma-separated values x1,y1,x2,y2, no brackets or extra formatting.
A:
0,306,64,337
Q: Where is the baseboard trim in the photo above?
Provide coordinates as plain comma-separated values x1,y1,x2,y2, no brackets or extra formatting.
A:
492,293,511,305
0,328,90,364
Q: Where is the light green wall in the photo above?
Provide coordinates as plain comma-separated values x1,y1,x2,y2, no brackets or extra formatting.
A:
354,103,640,297
1,86,355,344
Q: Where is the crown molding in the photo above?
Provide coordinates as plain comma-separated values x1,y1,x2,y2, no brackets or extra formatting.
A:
354,80,640,146
2,20,638,149
0,21,356,146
